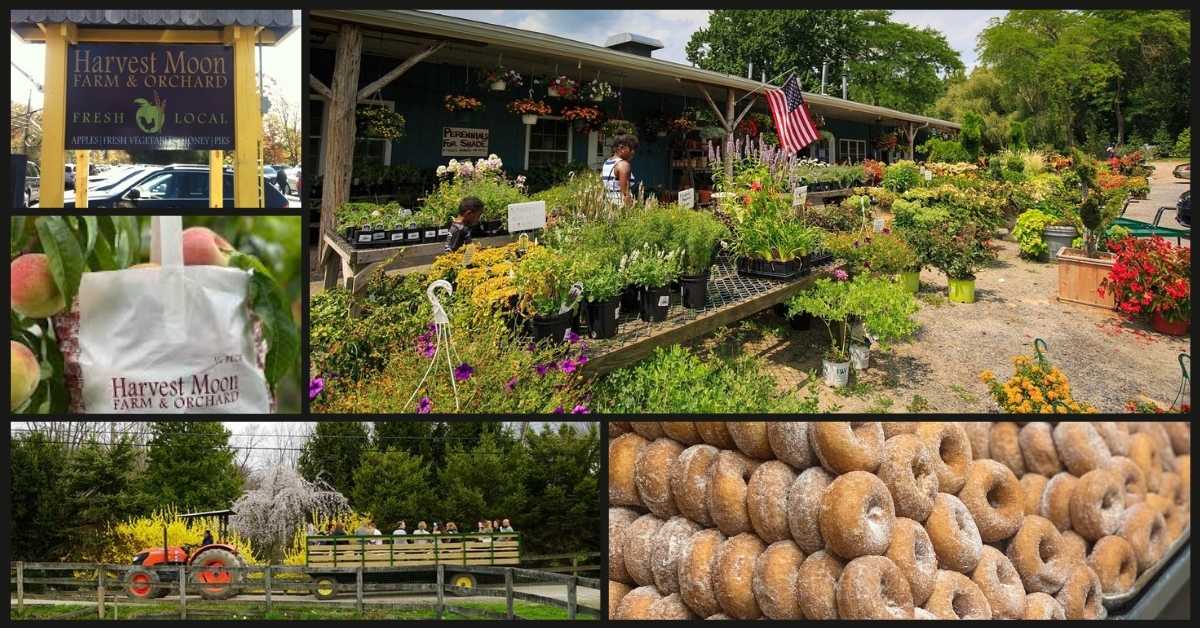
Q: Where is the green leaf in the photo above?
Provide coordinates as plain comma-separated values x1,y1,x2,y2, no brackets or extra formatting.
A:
35,216,85,307
92,234,117,271
229,251,300,390
11,216,28,257
114,216,140,268
81,216,99,263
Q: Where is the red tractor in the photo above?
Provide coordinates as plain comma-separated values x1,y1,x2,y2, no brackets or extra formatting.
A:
123,509,247,601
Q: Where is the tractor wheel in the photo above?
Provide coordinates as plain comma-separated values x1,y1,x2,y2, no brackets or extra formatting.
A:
448,572,477,596
311,576,339,601
124,566,160,600
190,548,244,600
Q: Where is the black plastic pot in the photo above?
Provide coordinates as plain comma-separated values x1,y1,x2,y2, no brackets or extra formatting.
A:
481,219,504,236
530,310,573,344
402,226,423,244
620,285,641,313
680,273,710,309
585,297,620,339
421,226,440,243
737,257,803,280
639,285,671,322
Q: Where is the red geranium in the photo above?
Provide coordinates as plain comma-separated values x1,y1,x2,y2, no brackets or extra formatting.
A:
1100,236,1191,323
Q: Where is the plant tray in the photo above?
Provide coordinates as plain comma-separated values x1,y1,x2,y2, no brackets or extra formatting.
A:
736,256,803,280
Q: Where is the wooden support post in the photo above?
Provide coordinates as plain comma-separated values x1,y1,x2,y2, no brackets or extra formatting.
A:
16,561,24,613
228,25,263,207
97,566,105,618
318,23,363,262
436,564,445,619
567,576,577,620
179,564,187,619
209,150,224,207
75,151,89,208
504,568,514,620
355,565,364,614
39,23,75,208
264,565,272,614
725,88,737,183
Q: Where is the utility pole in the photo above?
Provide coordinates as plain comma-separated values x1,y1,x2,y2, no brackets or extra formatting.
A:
841,61,848,100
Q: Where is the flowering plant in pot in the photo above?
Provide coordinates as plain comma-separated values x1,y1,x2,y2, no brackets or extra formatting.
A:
356,105,406,140
825,228,919,287
443,94,483,112
602,119,637,138
620,245,682,322
547,75,578,98
482,67,523,91
979,341,1098,413
561,105,604,132
507,98,553,125
667,111,698,135
512,246,581,343
570,248,625,339
672,209,729,308
584,80,616,102
926,223,994,303
1100,235,1190,336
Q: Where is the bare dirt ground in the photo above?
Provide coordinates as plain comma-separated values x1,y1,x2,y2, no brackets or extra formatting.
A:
690,160,1191,413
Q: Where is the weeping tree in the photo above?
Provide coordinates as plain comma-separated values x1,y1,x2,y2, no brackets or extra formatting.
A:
229,465,349,563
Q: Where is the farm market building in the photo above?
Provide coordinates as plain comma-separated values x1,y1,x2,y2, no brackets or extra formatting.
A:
308,9,959,213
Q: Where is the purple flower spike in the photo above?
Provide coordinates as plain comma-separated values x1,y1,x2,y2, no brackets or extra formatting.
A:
453,363,475,382
417,396,432,414
308,377,325,401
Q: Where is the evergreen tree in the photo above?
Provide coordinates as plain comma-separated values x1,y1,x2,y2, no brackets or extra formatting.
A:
437,430,527,527
519,423,600,556
65,439,149,561
142,421,242,512
9,433,72,560
351,449,430,530
298,421,370,497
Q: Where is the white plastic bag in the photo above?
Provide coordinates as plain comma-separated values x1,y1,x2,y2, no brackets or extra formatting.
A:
55,216,271,413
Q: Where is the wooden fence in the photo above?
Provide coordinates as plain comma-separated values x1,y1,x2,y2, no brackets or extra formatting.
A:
9,561,600,620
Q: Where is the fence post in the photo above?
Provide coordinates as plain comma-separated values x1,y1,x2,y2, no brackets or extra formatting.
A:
567,575,577,620
16,561,25,614
97,566,106,619
436,564,444,620
572,555,578,575
264,565,273,615
179,564,187,620
355,565,364,614
504,567,514,620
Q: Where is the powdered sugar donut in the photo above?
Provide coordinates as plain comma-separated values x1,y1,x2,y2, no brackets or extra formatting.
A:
1092,421,1131,457
925,492,982,573
886,517,937,606
622,513,665,587
1104,456,1147,504
614,585,661,619
837,555,914,619
751,540,805,619
766,421,817,469
727,421,774,460
1020,422,1064,476
635,437,684,518
658,421,702,445
1129,421,1177,472
1059,530,1089,564
694,421,736,449
707,449,759,537
923,569,991,619
812,421,885,474
1006,515,1071,594
746,460,796,543
1055,564,1105,619
786,466,834,554
647,592,697,619
877,433,939,523
796,550,844,620
677,528,725,618
1118,502,1167,572
819,470,896,560
671,443,720,527
651,516,703,594
1023,592,1066,619
1177,454,1190,503
1087,535,1137,595
609,507,642,584
609,432,649,507
916,422,973,494
1020,473,1049,516
1040,472,1079,532
608,580,631,619
959,459,1024,542
960,421,993,460
1129,432,1164,492
882,421,918,439
1158,471,1185,508
713,532,765,619
1053,422,1112,477
971,545,1026,619
1069,469,1125,542
1144,493,1187,543
629,421,666,440
1163,421,1190,455
990,422,1026,476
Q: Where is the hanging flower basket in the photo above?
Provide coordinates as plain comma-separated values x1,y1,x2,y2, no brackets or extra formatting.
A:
667,113,697,135
584,80,616,103
602,119,637,138
548,75,578,99
562,105,604,133
875,133,898,150
508,98,553,125
640,112,670,139
356,105,406,140
482,67,523,91
444,94,484,112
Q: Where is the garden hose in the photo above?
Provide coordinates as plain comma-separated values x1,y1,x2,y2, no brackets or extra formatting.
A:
1171,352,1190,410
1032,337,1049,368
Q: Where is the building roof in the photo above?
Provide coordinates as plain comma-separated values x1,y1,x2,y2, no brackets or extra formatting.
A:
603,32,664,50
10,10,298,43
309,9,959,131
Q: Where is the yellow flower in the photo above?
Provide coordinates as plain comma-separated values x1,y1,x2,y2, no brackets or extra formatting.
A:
979,370,994,383
1017,401,1033,413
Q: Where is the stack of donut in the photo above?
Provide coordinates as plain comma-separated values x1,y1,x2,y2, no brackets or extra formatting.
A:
608,421,1190,620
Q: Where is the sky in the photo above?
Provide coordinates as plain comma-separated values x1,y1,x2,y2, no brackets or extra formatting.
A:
432,9,1007,72
9,10,302,110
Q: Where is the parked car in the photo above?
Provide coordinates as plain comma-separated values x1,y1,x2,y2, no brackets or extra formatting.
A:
1177,190,1190,227
53,164,290,208
1173,163,1190,180
24,161,40,206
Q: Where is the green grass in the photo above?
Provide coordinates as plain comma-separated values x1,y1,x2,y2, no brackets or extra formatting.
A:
10,599,593,621
949,384,980,404
906,394,934,412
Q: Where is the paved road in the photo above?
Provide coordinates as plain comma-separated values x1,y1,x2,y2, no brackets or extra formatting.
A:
1124,159,1189,237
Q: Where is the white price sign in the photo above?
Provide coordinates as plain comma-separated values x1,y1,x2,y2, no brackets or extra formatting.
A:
442,127,489,157
678,187,695,209
507,201,547,233
793,185,809,207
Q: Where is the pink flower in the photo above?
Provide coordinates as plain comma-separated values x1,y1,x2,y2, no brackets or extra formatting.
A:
505,376,519,392
571,405,590,414
833,269,849,282
416,396,432,414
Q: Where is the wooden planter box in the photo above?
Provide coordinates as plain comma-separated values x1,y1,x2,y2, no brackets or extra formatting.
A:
1057,247,1115,310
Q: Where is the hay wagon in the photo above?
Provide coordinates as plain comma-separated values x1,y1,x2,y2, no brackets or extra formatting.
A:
304,532,520,599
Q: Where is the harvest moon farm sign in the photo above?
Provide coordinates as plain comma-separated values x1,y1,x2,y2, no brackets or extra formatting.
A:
65,43,235,150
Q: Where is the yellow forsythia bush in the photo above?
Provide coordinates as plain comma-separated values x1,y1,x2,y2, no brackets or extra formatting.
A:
105,506,252,564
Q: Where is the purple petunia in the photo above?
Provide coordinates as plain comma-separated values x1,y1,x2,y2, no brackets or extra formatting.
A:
454,363,475,382
564,328,581,344
571,405,590,414
534,361,557,376
505,376,519,392
416,331,436,358
833,269,849,282
552,405,565,414
417,396,432,414
560,358,579,374
308,377,325,400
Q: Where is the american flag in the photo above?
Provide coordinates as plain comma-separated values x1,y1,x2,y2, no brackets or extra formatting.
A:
766,75,820,153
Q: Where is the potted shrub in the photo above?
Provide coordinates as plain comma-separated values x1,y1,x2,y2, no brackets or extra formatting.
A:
547,76,578,99
508,98,552,125
482,67,523,91
621,245,682,322
1100,235,1190,336
674,211,728,309
571,249,624,339
1057,150,1125,309
926,223,994,303
1012,209,1056,261
513,247,580,343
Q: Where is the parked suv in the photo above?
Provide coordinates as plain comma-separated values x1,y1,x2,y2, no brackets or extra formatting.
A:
56,164,289,208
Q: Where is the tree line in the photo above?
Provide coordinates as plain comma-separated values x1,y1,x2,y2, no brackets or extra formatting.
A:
8,421,599,562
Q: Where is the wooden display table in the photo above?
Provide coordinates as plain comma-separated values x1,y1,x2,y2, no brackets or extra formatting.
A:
320,231,518,296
